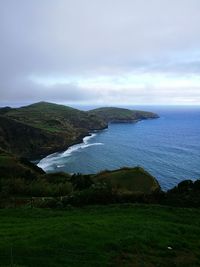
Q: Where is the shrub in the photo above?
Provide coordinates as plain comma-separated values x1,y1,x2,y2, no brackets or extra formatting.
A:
63,184,114,206
34,198,63,208
70,174,93,190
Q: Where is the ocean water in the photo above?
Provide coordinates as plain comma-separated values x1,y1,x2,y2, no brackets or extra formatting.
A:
38,106,200,190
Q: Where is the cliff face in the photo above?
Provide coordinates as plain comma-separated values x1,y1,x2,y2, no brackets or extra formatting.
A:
0,148,45,180
0,116,78,158
0,102,159,159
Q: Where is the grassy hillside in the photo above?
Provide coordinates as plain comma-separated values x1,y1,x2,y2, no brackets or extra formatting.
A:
88,107,159,123
0,149,199,208
0,150,73,203
0,149,44,179
0,115,71,158
0,102,107,158
5,102,106,132
94,167,160,194
0,102,159,158
0,149,160,206
0,205,200,267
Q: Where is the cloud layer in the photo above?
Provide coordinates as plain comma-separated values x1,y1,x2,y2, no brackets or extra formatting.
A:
1,0,200,105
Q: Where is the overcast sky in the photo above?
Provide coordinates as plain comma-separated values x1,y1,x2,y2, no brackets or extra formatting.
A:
1,0,200,106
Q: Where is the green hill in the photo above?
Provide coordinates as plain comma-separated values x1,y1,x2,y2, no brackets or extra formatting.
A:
0,102,107,158
88,107,159,123
0,102,159,159
94,167,160,194
5,101,106,132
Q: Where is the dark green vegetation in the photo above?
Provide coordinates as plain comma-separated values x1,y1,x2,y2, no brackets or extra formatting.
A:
0,102,107,158
0,205,200,267
1,149,200,209
3,102,106,132
0,148,44,179
94,167,160,194
164,179,200,207
1,101,200,267
0,149,162,208
89,107,159,123
0,102,158,158
0,150,72,206
0,102,200,267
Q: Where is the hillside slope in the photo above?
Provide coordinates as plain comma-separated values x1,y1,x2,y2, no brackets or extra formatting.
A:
0,115,71,158
0,148,45,179
94,167,160,194
5,102,106,132
0,102,107,158
88,107,159,123
0,148,159,197
0,102,159,159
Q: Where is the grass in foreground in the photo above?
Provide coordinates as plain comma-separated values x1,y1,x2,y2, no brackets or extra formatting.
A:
0,205,200,267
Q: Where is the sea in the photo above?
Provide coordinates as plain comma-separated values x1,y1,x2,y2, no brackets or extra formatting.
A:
37,106,200,190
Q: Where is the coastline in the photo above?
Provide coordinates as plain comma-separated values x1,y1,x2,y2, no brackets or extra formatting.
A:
35,117,158,170
30,124,108,162
35,126,108,166
34,117,156,163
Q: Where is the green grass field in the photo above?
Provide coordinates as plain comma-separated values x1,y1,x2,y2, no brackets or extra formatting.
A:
0,205,200,267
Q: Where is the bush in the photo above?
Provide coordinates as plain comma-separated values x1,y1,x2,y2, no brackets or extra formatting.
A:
164,179,200,207
43,172,71,183
34,198,63,208
63,183,113,206
70,174,93,190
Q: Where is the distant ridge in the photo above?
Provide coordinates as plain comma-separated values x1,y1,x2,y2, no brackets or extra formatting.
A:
88,106,159,123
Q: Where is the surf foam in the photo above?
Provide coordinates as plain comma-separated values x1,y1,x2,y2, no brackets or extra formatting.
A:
37,133,103,171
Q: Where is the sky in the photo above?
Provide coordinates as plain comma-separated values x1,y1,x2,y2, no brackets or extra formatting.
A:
1,0,200,106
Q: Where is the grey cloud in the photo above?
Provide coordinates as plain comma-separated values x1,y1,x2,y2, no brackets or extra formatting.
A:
0,79,100,103
0,0,200,105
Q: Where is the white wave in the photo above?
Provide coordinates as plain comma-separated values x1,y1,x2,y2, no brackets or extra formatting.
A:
37,157,58,170
83,133,97,144
37,133,103,171
62,133,100,156
62,143,83,156
83,143,103,148
56,165,65,168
